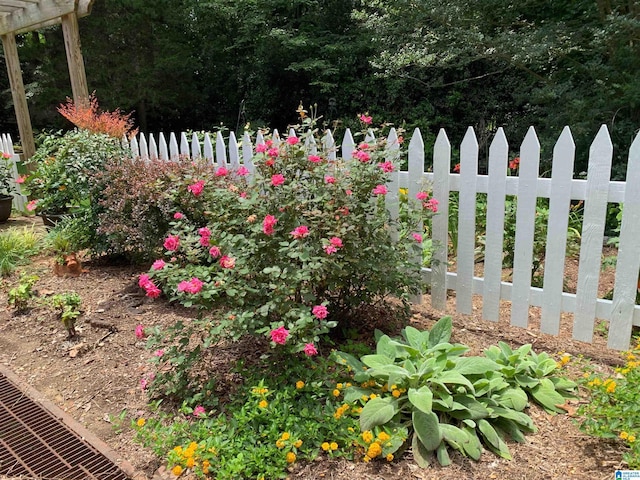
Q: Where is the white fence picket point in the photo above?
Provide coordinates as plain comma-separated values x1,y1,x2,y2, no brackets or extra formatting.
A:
273,129,281,146
256,130,265,147
158,133,169,160
168,133,179,159
482,128,509,321
229,131,240,168
430,129,451,310
510,127,541,328
7,135,14,155
138,133,149,161
1,134,9,152
242,132,254,174
608,131,640,350
323,130,336,161
130,136,140,159
574,125,613,342
216,131,228,167
456,127,479,314
385,128,400,241
180,133,190,157
288,128,296,139
541,127,575,334
191,133,201,160
149,135,159,160
342,128,355,162
203,133,214,165
306,133,317,155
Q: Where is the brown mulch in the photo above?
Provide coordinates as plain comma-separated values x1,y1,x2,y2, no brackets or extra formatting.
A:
0,218,629,480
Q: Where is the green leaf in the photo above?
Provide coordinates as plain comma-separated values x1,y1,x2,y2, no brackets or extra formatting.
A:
490,407,536,432
493,418,527,443
427,316,452,348
344,386,370,404
460,427,483,460
376,335,398,358
403,325,426,350
530,378,567,413
361,354,395,368
412,410,442,451
331,350,365,372
478,419,512,459
496,387,529,411
433,371,476,393
359,396,399,432
448,394,491,420
436,442,451,466
514,374,540,388
440,423,468,453
411,432,431,468
454,356,502,375
408,386,433,414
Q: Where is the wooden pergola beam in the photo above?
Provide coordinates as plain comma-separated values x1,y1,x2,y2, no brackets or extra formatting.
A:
61,12,88,106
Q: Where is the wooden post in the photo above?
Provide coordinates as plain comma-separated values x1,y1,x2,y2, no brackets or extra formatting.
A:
61,13,89,107
1,33,35,161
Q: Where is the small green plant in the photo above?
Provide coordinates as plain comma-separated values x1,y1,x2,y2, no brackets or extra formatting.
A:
8,273,39,312
331,316,577,466
49,292,82,338
579,340,640,468
0,226,41,276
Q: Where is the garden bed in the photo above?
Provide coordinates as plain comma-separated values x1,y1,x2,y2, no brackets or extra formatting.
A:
0,231,628,480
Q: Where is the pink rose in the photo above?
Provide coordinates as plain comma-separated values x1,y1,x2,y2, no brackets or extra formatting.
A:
324,175,336,184
188,180,205,196
270,326,290,345
145,283,161,298
219,255,236,269
416,191,429,201
303,343,318,356
16,175,25,184
173,212,184,220
152,259,166,270
153,349,164,357
193,405,206,417
178,278,203,294
378,161,394,173
312,305,328,319
324,245,337,255
372,185,388,195
290,225,310,239
267,147,279,157
412,232,423,243
286,136,300,145
237,166,250,176
271,174,285,186
329,237,343,248
308,155,322,163
164,235,180,251
345,189,353,196
424,198,439,213
215,166,228,177
26,199,38,211
135,324,145,339
263,214,277,235
256,143,267,153
138,274,151,288
209,245,222,258
353,150,371,163
140,378,149,390
359,114,372,124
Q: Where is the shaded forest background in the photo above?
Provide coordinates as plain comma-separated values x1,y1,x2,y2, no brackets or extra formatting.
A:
1,0,639,175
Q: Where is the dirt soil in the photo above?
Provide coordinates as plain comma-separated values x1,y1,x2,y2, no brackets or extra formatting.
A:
0,217,630,480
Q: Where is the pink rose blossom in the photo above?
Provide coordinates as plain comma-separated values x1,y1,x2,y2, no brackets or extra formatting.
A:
290,225,310,239
193,405,206,417
219,255,236,269
424,198,439,213
198,227,211,237
312,305,328,319
416,191,429,201
152,259,166,270
138,274,151,288
16,175,25,184
145,283,161,298
286,136,300,145
263,214,278,235
345,189,352,196
135,324,145,339
267,147,279,157
209,245,222,258
303,343,318,356
178,277,204,294
173,212,184,220
271,174,285,186
359,114,372,124
256,143,267,153
140,378,149,390
372,184,388,195
378,161,395,173
353,150,371,162
329,237,343,248
358,142,370,150
153,349,165,357
215,166,228,177
188,180,205,196
324,175,336,184
237,166,250,176
265,140,274,147
239,191,247,198
412,232,423,243
164,235,180,251
270,326,290,345
324,245,338,255
26,199,38,211
308,155,322,163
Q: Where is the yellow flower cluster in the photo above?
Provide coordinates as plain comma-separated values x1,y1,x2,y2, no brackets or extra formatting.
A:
136,418,146,427
170,441,215,476
321,441,339,451
360,430,394,463
286,451,296,464
620,431,637,442
334,403,350,420
556,352,571,368
296,380,305,389
252,386,269,395
604,378,616,394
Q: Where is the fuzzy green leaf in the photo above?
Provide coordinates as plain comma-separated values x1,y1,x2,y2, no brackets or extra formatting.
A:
408,386,433,414
478,419,512,459
359,396,399,432
412,410,442,451
411,432,431,468
454,356,502,375
427,316,452,348
530,378,567,413
436,441,451,466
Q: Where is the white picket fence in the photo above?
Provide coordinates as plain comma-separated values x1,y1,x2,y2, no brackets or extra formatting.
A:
124,126,640,351
1,134,26,211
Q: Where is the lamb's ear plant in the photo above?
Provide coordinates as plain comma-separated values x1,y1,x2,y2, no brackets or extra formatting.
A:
331,316,578,467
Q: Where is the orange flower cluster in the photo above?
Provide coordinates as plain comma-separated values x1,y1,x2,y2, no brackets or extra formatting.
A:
57,93,137,139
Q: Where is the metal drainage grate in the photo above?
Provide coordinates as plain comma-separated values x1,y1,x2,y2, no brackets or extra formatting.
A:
0,370,131,480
